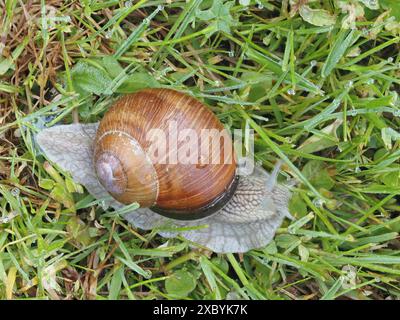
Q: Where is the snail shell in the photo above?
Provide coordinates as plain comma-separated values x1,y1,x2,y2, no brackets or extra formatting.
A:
93,89,237,219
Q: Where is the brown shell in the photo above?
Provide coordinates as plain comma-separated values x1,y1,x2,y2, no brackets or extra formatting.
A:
93,88,237,218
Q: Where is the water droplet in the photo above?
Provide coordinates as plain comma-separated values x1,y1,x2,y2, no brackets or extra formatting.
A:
105,30,112,39
366,79,375,85
317,88,326,96
312,198,325,208
393,110,400,117
157,5,164,11
310,60,317,67
345,80,354,89
14,128,22,138
387,57,394,63
228,50,234,57
11,188,20,197
287,88,296,96
124,0,132,7
355,166,361,173
99,200,107,209
44,115,55,123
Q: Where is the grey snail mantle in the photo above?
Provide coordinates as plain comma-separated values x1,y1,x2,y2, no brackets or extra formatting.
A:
36,123,293,253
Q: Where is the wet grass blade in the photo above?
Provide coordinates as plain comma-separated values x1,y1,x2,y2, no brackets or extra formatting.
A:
321,29,358,78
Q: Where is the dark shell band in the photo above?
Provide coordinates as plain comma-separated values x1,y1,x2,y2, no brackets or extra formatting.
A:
150,175,240,221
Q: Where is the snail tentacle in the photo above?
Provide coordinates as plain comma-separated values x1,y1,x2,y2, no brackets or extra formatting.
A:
265,160,282,191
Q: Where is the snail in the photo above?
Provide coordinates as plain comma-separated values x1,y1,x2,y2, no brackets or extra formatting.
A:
36,88,293,253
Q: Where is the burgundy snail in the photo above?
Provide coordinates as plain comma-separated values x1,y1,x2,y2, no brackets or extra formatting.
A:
36,88,293,253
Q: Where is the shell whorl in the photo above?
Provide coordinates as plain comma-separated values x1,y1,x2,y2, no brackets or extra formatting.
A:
93,89,237,218
93,130,159,207
95,152,127,195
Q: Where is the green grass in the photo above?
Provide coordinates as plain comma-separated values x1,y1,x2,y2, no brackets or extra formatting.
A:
1,0,400,300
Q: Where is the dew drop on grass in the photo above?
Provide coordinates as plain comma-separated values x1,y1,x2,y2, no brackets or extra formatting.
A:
105,30,112,39
99,200,107,209
366,79,375,85
345,80,354,89
14,128,22,138
393,110,400,117
0,217,9,224
387,57,394,63
310,60,317,67
312,198,325,208
317,88,326,97
124,0,132,7
361,28,369,35
11,188,20,197
287,88,296,95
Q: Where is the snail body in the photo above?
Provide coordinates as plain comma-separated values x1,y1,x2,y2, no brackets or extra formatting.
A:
36,88,293,253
